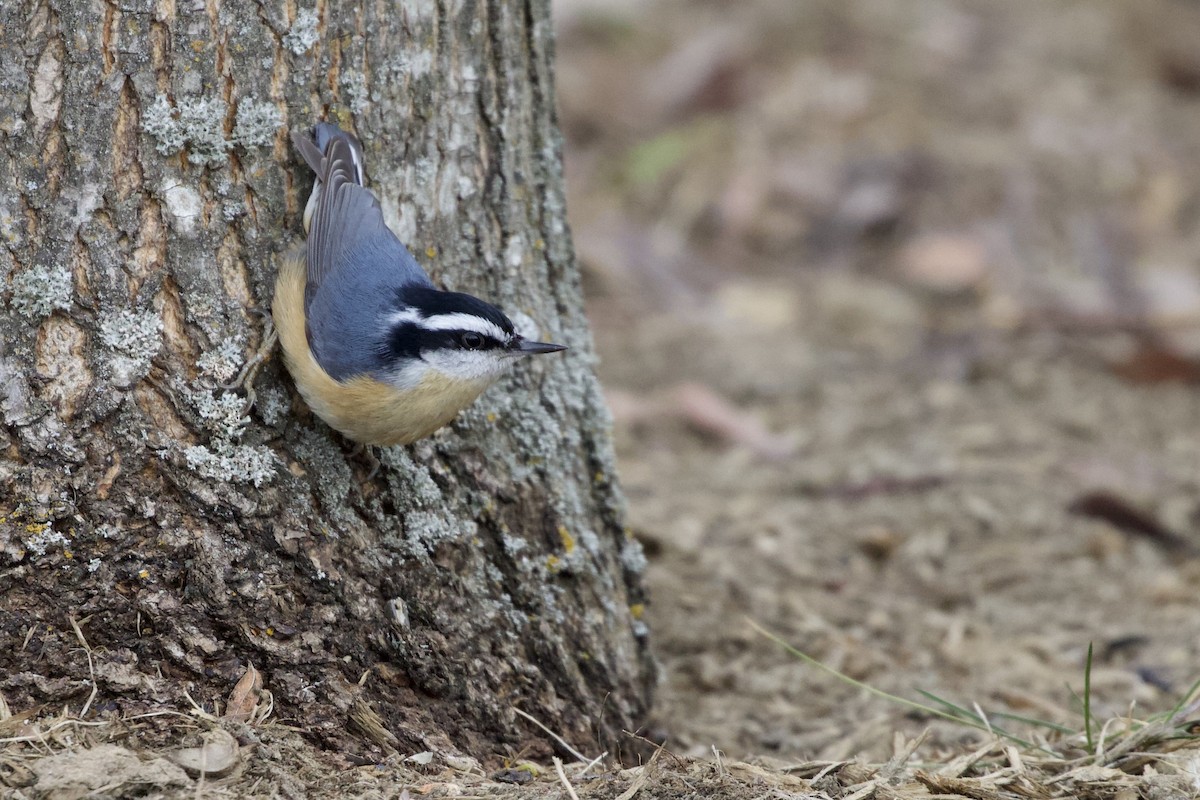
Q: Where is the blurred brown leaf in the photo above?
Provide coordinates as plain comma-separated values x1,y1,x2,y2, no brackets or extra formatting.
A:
607,383,797,462
897,232,989,296
674,382,797,462
1109,341,1200,385
1068,490,1196,555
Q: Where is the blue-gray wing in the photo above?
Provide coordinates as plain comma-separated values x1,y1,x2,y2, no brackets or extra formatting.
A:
292,124,431,305
292,124,433,380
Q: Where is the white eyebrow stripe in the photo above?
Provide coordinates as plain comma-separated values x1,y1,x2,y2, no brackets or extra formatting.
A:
387,308,423,327
417,313,508,340
385,309,510,341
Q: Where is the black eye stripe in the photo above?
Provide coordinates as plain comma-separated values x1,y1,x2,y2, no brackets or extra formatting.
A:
383,321,506,364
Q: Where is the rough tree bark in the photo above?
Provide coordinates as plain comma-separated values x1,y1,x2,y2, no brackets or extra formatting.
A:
0,0,654,759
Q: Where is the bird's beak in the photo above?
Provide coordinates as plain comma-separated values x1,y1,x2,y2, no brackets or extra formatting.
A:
512,338,568,355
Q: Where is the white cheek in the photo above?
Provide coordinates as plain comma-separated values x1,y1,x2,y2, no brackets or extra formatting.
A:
381,360,431,391
423,350,512,383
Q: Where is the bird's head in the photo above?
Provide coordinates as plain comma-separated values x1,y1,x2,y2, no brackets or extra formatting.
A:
382,286,566,388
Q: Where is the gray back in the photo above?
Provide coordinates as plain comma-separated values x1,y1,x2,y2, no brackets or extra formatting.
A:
294,124,433,380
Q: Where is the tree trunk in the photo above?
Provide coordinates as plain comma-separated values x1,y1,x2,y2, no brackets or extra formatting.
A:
0,0,653,760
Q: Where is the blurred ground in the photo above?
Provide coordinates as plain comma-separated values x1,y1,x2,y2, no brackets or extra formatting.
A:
558,0,1200,763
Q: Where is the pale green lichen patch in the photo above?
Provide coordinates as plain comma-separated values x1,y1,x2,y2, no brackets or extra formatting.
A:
378,447,444,507
620,540,647,574
143,94,242,166
99,308,163,387
196,340,245,383
233,99,283,148
400,510,474,556
182,441,276,487
342,72,369,114
254,386,290,428
23,527,69,557
284,10,319,55
190,389,250,440
177,97,230,165
501,533,528,555
180,388,277,486
96,524,122,539
142,95,187,155
222,200,246,221
10,263,72,317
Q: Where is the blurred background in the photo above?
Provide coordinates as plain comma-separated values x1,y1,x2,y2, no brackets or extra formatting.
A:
553,0,1200,761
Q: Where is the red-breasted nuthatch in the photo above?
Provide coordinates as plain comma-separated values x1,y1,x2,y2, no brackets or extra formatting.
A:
273,123,566,445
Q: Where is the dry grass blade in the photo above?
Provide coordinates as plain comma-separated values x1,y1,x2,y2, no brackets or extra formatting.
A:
749,619,1051,753
67,616,99,720
0,717,110,744
0,701,40,739
553,757,581,800
615,746,661,800
349,697,398,751
579,750,608,777
938,741,1005,778
878,730,928,783
914,770,1004,800
511,707,592,763
778,759,851,778
749,616,1200,789
840,778,879,800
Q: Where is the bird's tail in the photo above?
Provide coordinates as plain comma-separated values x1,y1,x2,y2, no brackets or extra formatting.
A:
293,122,366,234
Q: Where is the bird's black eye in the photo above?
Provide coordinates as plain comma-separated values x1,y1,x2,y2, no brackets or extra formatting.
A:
460,332,484,350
